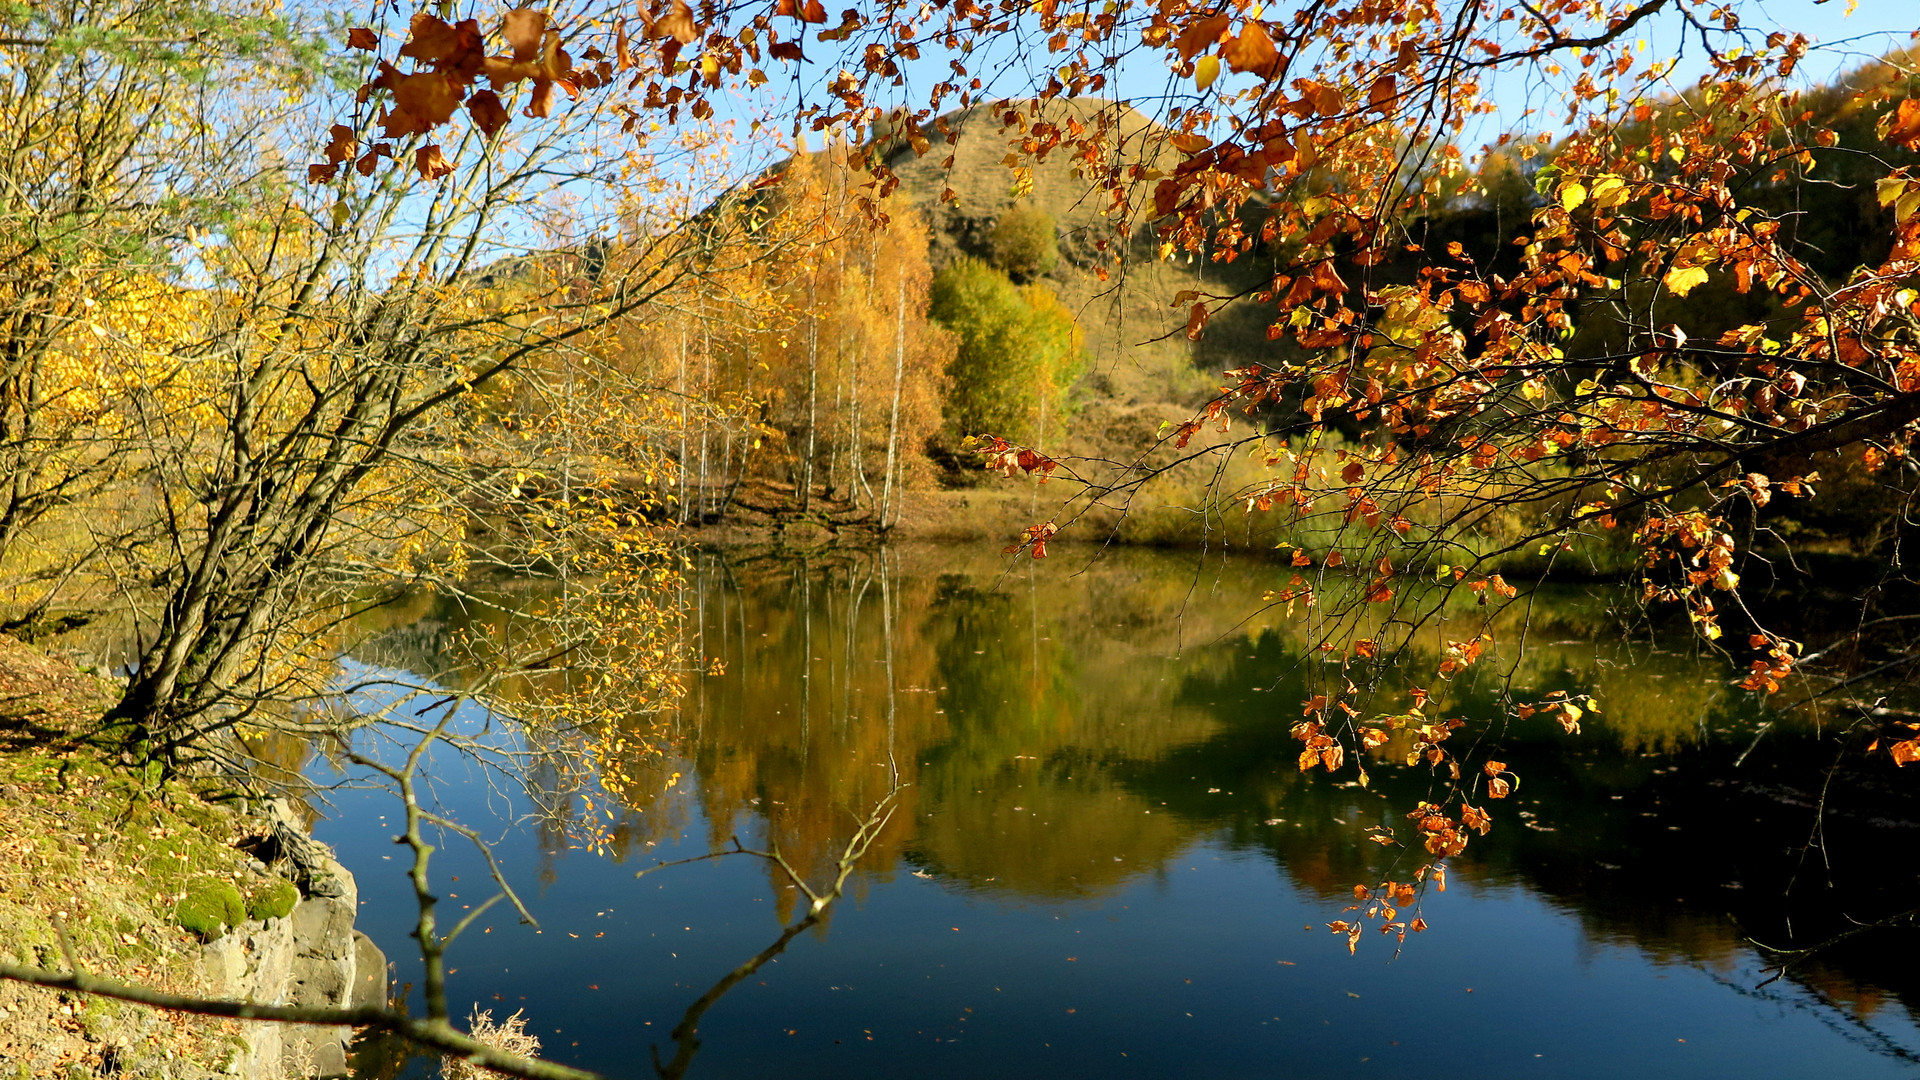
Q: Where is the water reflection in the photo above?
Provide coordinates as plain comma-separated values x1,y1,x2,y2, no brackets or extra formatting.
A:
327,543,1920,1077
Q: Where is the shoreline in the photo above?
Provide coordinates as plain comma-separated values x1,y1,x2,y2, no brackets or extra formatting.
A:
0,636,385,1080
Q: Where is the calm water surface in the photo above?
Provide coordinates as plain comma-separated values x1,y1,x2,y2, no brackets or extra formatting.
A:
310,544,1920,1078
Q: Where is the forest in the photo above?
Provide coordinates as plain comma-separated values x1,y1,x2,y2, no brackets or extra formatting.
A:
3,0,1920,1077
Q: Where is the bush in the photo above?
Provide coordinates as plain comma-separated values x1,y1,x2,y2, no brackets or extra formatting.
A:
989,204,1059,281
174,878,246,940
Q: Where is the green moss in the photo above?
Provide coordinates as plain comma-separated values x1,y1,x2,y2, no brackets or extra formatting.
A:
174,878,245,940
245,876,298,921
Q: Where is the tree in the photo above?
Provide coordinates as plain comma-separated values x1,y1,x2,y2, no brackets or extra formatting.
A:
732,142,951,519
930,256,1083,448
0,0,325,632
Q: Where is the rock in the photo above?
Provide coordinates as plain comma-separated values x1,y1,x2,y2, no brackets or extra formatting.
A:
350,931,388,1010
198,812,372,1080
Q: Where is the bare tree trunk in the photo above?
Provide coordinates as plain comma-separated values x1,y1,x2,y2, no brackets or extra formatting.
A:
847,335,863,511
677,328,690,525
699,326,712,521
802,283,818,515
880,274,907,530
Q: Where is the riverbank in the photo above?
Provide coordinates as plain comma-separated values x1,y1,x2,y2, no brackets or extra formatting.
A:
0,636,384,1080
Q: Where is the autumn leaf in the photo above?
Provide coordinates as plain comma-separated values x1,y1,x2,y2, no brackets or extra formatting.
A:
415,144,454,181
1877,177,1920,223
1888,98,1920,150
776,0,828,22
1173,13,1230,61
346,27,379,51
323,124,355,165
1221,22,1281,79
1185,302,1209,340
527,79,557,118
468,91,509,139
1303,81,1345,116
391,71,464,127
1891,738,1920,767
1663,265,1710,296
1366,73,1397,112
399,14,485,73
1193,55,1220,91
502,7,547,61
655,0,701,44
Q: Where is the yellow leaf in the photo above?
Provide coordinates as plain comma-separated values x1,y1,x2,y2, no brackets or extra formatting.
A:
1589,174,1629,208
1663,265,1709,296
1194,55,1220,91
1900,187,1920,224
1877,177,1907,209
1559,182,1587,211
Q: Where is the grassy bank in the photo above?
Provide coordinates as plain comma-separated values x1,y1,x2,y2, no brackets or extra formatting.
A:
0,637,291,1079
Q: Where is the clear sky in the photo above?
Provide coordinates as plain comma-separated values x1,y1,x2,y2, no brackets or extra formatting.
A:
704,0,1917,161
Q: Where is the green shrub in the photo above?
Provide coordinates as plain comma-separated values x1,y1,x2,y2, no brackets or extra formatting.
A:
929,257,1084,446
245,876,299,922
989,204,1059,281
174,878,245,940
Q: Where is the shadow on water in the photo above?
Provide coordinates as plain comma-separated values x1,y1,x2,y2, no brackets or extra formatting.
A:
316,542,1920,1079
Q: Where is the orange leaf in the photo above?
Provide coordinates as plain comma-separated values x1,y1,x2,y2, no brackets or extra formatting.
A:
526,78,557,117
1889,98,1920,151
415,144,454,181
1367,73,1397,112
1891,738,1920,767
502,7,547,62
324,124,356,164
399,14,485,72
467,90,509,138
1185,302,1209,341
346,26,379,51
306,162,339,183
1173,13,1230,61
1220,22,1282,78
391,70,464,126
656,0,700,44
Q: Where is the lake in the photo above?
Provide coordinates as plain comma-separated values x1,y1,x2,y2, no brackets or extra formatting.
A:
308,543,1920,1078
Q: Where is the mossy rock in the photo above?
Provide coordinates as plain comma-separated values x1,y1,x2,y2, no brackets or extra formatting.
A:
174,878,245,940
245,876,299,922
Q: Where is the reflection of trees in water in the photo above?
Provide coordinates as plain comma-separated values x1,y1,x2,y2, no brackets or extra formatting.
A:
1161,627,1920,1042
340,544,1920,1056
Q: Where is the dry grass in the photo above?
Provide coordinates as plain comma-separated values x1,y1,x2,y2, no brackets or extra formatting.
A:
442,1008,542,1080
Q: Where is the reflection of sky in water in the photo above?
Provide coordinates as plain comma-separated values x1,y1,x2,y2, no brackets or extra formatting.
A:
311,546,1920,1079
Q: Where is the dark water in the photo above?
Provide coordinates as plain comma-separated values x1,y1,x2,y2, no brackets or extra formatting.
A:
310,544,1920,1079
